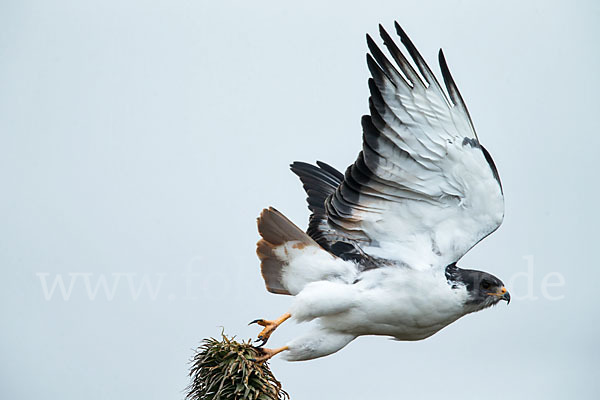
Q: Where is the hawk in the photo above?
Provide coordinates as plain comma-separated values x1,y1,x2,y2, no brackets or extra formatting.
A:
250,22,509,362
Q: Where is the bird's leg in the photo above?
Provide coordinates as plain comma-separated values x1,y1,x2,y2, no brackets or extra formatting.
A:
252,345,289,363
249,312,291,347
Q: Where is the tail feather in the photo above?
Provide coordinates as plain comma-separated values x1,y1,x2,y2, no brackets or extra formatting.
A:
256,207,316,296
257,207,314,246
256,240,290,295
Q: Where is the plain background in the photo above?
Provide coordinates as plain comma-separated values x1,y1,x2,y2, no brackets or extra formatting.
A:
1,1,599,399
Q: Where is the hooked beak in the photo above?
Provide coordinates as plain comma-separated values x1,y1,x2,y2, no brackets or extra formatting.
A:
487,286,511,305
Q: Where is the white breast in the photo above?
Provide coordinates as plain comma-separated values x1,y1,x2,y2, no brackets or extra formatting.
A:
319,267,469,340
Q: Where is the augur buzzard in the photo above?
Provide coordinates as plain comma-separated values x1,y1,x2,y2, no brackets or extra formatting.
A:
250,22,509,362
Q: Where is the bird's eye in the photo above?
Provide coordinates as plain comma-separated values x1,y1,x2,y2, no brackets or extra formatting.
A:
481,280,490,290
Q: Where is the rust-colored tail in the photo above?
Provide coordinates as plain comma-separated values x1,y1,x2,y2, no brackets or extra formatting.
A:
256,207,315,295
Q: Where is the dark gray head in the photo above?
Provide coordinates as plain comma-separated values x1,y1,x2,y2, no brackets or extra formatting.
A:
445,263,510,312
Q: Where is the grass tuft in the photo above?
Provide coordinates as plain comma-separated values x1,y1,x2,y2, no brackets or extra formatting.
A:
186,333,289,400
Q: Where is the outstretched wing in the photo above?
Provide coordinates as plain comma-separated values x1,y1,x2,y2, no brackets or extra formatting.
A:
302,23,504,270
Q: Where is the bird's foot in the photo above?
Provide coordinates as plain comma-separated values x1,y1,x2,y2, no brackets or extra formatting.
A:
251,345,289,363
248,312,291,347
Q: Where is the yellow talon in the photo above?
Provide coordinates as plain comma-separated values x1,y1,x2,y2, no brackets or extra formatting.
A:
253,346,289,363
249,312,291,346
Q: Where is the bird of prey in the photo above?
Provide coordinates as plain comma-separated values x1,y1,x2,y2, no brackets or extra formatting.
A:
250,22,509,362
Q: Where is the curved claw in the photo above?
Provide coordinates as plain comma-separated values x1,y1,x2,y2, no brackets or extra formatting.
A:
248,313,291,348
249,319,268,327
254,336,268,347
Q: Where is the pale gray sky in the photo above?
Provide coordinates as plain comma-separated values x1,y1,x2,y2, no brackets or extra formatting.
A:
1,1,599,399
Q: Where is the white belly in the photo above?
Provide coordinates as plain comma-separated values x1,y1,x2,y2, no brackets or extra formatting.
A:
311,267,469,340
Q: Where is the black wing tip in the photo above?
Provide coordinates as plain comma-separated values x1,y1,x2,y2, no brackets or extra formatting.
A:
291,160,337,171
438,48,449,71
290,161,319,177
365,34,378,54
378,23,391,42
366,53,391,84
315,160,336,171
290,160,344,185
438,50,450,79
394,21,407,40
480,145,503,193
317,161,344,182
374,24,394,43
371,22,395,35
365,53,380,74
290,161,311,170
366,34,382,55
